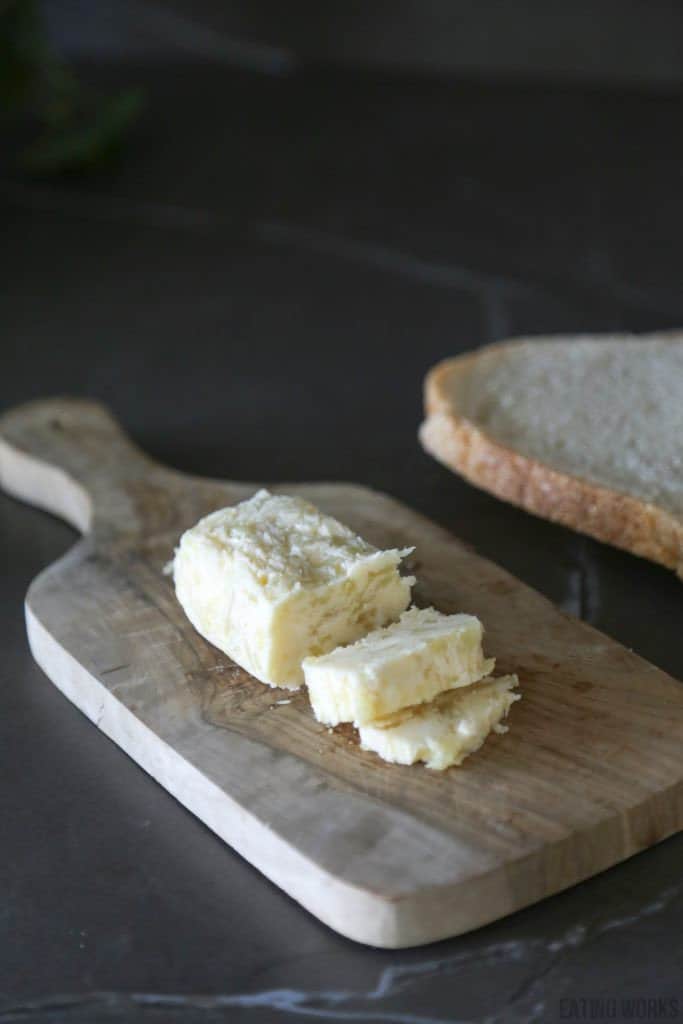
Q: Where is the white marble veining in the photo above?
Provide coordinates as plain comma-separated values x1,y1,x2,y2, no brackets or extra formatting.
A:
2,879,680,1022
255,221,537,299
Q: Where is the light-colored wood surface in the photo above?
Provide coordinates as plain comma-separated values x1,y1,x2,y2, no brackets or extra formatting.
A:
2,398,683,948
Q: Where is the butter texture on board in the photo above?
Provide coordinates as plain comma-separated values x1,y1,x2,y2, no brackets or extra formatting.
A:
303,606,494,725
359,675,520,770
173,490,414,688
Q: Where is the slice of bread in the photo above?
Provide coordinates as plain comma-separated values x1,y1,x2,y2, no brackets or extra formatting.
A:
420,331,683,577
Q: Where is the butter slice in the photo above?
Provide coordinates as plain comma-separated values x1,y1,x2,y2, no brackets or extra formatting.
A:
359,675,520,770
173,489,414,689
303,606,494,725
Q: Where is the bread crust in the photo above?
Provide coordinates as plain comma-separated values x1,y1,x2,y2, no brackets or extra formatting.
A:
420,339,683,578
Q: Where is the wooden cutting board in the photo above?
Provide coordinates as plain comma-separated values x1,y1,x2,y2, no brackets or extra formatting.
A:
2,399,683,949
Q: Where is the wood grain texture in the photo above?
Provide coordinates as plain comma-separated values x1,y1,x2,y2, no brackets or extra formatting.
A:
2,398,683,948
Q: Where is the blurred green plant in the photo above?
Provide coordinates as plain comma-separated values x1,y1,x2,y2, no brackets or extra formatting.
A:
0,0,143,173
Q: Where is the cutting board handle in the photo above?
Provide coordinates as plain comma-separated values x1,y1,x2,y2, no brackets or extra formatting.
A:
0,398,155,534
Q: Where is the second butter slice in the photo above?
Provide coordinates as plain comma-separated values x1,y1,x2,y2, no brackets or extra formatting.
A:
303,606,494,726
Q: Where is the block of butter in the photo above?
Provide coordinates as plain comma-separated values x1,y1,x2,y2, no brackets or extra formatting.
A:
359,675,520,770
173,489,414,689
303,606,494,726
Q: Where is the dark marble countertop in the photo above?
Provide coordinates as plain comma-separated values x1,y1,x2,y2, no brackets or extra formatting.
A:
2,59,683,1024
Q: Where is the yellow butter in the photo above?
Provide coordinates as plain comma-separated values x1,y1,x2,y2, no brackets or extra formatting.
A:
173,490,414,688
359,675,520,770
304,606,494,725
